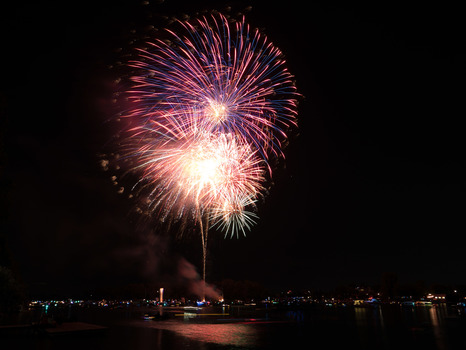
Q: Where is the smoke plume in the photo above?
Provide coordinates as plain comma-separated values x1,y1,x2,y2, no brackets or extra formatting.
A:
177,258,221,300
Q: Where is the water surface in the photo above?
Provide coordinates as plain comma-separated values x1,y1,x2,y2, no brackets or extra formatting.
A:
3,304,466,349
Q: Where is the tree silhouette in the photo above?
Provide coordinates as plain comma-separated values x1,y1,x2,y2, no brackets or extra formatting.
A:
0,266,25,316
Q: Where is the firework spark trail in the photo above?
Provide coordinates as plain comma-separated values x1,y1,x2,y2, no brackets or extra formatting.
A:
118,13,298,237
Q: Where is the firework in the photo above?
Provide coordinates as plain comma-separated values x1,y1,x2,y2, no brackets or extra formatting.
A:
123,108,265,237
117,12,298,237
128,13,298,169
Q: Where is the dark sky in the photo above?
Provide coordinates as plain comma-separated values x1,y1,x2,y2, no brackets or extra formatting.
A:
1,0,465,296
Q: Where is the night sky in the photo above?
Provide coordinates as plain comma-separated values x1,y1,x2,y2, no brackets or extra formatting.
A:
1,0,465,296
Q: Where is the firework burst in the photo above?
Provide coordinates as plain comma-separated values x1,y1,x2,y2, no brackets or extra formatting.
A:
127,118,265,237
128,13,298,168
116,12,298,238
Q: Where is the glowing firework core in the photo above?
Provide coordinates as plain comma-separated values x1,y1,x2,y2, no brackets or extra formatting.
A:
205,100,228,123
183,141,224,195
188,156,220,185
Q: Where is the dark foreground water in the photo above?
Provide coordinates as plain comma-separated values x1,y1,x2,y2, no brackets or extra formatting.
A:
2,303,466,350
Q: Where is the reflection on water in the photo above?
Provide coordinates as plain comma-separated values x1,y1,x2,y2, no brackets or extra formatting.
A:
429,305,447,350
352,303,464,350
4,304,466,350
135,320,259,347
127,304,465,350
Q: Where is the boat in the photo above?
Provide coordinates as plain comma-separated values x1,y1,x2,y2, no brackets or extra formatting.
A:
401,301,415,307
415,301,433,306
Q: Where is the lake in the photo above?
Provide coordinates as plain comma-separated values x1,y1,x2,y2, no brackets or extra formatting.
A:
2,303,466,349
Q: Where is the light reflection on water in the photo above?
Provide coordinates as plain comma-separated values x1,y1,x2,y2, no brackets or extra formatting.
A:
161,304,464,349
134,320,259,347
352,303,461,350
127,304,464,349
7,304,466,350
